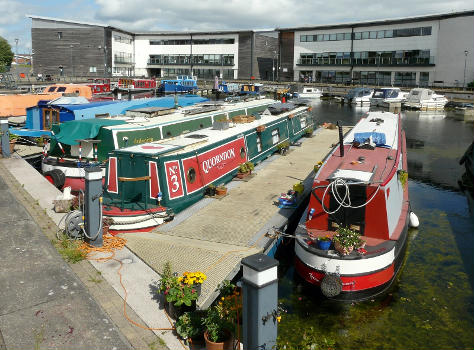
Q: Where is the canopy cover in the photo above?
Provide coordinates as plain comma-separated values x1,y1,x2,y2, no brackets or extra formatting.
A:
54,119,127,145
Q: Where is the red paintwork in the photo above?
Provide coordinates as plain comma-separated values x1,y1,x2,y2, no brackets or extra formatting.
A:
182,137,247,194
102,205,167,216
87,79,111,94
118,78,157,89
364,186,389,239
107,157,118,193
295,256,395,292
149,161,160,199
165,160,184,199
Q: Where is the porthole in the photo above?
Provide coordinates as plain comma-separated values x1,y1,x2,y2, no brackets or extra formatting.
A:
187,167,196,183
166,131,172,137
240,147,246,159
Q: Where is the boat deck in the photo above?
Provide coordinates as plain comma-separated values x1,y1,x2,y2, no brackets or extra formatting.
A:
122,127,346,309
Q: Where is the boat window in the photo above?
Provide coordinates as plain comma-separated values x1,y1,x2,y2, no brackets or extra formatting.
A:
240,147,246,159
411,91,419,95
187,167,196,183
257,135,262,153
57,87,66,92
300,116,307,129
48,87,57,92
272,129,280,144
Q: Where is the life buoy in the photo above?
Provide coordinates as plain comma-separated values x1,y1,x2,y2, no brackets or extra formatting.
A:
44,169,65,189
321,274,342,298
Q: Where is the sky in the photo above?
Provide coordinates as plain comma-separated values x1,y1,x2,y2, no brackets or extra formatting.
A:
1,0,473,55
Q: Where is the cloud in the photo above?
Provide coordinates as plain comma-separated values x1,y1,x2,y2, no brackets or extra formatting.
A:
94,0,473,32
0,0,22,25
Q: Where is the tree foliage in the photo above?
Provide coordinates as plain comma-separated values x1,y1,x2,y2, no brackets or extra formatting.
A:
0,36,14,73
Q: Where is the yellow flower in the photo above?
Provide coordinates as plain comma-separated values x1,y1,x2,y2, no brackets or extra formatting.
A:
276,316,281,323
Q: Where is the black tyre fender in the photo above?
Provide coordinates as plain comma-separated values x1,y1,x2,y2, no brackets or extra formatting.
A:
44,169,65,189
321,274,343,298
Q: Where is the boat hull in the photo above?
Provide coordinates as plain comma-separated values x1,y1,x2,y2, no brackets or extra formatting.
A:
294,212,409,301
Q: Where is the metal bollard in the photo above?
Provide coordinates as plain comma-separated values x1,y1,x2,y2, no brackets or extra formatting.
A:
84,167,103,247
0,120,10,158
242,253,279,350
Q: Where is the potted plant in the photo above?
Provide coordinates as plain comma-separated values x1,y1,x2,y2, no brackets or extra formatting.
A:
202,306,233,350
166,282,200,319
277,141,290,155
215,185,227,196
236,161,254,179
175,311,205,349
304,127,314,137
398,169,408,189
314,161,323,173
205,184,216,197
180,271,207,296
317,235,332,250
256,125,266,133
158,262,179,308
332,227,365,256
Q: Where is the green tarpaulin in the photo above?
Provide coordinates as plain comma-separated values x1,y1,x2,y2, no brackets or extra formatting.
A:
54,119,127,145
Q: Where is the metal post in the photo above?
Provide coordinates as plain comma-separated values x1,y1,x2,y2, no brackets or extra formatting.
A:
84,167,103,247
1,120,10,158
463,50,468,90
337,121,344,157
242,253,279,350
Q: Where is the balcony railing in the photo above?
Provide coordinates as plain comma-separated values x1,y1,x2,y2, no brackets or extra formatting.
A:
297,56,435,66
114,58,134,64
147,58,234,66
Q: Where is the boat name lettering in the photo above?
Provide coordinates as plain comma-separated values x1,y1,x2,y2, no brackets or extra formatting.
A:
133,137,154,144
168,165,180,193
201,148,236,174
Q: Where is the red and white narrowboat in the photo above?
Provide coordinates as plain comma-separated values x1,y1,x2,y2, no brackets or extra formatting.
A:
294,111,418,301
117,78,157,91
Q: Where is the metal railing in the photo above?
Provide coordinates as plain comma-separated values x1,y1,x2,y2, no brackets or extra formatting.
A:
297,56,435,66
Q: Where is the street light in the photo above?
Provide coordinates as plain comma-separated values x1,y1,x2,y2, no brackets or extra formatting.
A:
14,38,19,62
463,50,468,90
272,50,277,82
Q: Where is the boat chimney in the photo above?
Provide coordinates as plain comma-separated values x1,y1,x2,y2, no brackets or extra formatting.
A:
337,121,344,157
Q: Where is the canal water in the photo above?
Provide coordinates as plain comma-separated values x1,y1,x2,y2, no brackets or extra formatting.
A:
276,101,474,350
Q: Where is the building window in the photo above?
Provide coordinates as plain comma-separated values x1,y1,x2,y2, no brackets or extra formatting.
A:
384,30,393,38
57,32,62,39
377,30,385,39
300,35,307,42
369,31,377,39
422,27,432,36
272,129,280,144
354,32,362,40
89,67,97,73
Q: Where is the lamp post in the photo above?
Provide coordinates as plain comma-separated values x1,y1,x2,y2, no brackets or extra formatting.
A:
14,38,19,60
272,50,276,82
70,44,74,77
463,50,468,90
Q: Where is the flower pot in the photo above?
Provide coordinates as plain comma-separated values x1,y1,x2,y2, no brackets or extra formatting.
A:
334,241,353,256
188,335,205,350
204,330,233,350
317,240,331,250
205,187,216,196
215,187,227,196
236,172,249,179
167,301,196,320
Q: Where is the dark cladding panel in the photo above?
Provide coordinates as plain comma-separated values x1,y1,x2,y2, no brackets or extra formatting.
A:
278,31,294,81
32,27,107,77
238,32,253,79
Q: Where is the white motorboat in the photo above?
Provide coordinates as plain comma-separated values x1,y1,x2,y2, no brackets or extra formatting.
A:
344,88,373,105
404,88,448,110
294,86,322,99
370,87,406,107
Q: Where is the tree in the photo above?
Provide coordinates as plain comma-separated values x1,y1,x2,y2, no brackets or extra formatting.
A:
0,36,14,73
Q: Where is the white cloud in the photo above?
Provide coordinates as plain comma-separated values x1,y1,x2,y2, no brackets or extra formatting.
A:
94,0,473,32
0,0,23,25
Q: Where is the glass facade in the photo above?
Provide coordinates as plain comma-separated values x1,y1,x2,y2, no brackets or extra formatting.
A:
394,71,417,86
148,54,234,66
300,26,432,42
149,38,235,45
114,52,133,64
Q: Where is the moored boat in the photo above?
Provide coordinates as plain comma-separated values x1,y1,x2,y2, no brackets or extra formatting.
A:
42,98,273,191
370,87,407,107
344,87,373,105
403,88,448,110
294,86,322,99
294,111,415,301
158,75,198,94
102,101,314,233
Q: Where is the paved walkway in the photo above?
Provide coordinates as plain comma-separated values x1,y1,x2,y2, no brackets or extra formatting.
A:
124,127,343,309
0,158,168,350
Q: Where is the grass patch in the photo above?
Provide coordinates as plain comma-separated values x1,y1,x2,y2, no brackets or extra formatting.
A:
55,234,86,263
88,271,103,284
148,336,167,350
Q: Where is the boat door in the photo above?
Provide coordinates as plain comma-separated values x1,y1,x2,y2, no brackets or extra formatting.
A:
42,108,60,130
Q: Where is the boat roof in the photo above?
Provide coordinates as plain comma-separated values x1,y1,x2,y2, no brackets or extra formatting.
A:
115,102,309,157
102,98,276,132
317,111,400,184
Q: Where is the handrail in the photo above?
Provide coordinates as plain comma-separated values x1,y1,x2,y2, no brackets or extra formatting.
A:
118,176,151,182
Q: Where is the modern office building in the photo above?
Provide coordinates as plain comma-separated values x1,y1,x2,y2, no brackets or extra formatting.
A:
28,15,278,80
276,10,474,87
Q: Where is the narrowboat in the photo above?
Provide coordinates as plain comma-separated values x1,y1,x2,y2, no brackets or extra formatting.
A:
0,84,93,123
240,83,263,96
403,88,448,110
117,78,157,91
294,111,418,301
102,101,314,233
158,76,198,94
218,81,240,94
42,98,273,191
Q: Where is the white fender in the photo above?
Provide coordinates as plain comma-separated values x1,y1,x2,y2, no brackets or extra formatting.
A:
409,211,419,228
